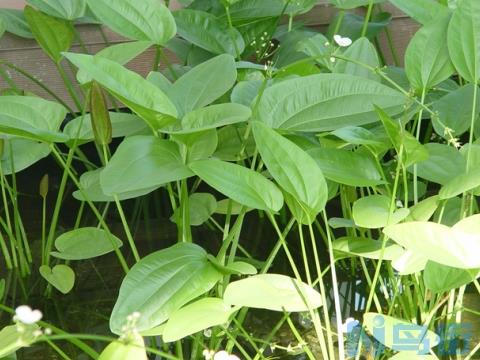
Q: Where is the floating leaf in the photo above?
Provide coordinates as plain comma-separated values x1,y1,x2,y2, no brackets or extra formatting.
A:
51,227,122,260
39,264,75,294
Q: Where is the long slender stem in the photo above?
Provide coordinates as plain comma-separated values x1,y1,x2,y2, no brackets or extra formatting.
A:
413,88,427,205
361,0,374,38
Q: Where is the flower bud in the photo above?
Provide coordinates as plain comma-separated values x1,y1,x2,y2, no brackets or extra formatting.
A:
39,174,49,199
90,81,112,146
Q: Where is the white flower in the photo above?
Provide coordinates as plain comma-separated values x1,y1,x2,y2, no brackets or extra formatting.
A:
203,349,215,360
14,305,43,325
330,57,336,63
341,317,359,333
333,34,352,47
213,350,240,360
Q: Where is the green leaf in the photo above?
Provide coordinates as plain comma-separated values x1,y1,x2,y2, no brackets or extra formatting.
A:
63,112,148,145
296,33,333,71
447,0,480,83
0,325,39,358
363,313,440,353
424,261,479,293
26,0,86,20
171,193,217,226
0,9,33,38
110,243,222,334
334,37,380,81
98,335,147,360
353,195,410,229
163,298,236,342
224,274,322,312
333,236,404,261
172,130,218,162
405,13,454,91
189,159,283,212
223,0,284,21
433,84,480,138
376,106,429,167
388,0,447,25
51,227,123,260
86,0,176,45
392,250,428,275
214,125,255,161
101,136,193,196
0,96,68,143
383,214,480,269
330,0,385,9
173,9,245,56
307,147,384,187
439,166,480,199
166,103,251,134
327,12,392,41
24,5,74,63
39,264,75,294
252,121,327,220
408,143,466,185
390,353,436,360
207,256,257,275
406,195,439,222
73,168,159,202
256,74,407,131
215,198,249,215
0,18,5,38
77,41,153,84
64,53,178,130
167,54,238,117
0,138,50,175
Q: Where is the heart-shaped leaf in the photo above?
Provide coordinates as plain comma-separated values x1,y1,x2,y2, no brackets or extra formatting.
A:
39,264,75,294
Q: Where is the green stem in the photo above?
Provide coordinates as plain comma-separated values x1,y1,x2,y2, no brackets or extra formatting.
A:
361,0,374,38
413,88,427,205
224,6,241,59
55,61,83,111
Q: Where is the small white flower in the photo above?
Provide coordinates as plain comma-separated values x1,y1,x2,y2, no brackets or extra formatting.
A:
341,317,359,333
203,349,215,360
14,305,43,325
333,34,352,47
330,57,336,63
213,351,240,360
